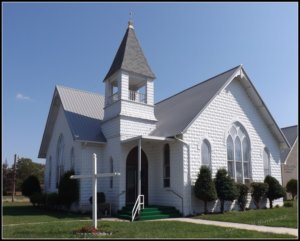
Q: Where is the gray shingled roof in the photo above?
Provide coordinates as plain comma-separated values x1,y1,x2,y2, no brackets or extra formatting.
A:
281,125,298,146
103,25,156,81
280,125,298,161
151,65,241,137
38,86,106,158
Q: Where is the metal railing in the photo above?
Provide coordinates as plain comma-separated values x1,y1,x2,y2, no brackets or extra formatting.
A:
166,189,183,215
129,90,146,104
131,195,144,222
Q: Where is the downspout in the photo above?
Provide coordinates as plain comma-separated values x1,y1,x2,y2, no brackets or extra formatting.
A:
174,135,192,216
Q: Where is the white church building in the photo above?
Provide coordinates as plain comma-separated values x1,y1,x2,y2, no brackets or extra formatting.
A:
38,21,290,216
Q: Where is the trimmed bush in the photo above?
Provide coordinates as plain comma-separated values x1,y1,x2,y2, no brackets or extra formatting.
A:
89,192,106,205
30,192,46,207
236,183,249,211
264,175,285,208
283,201,293,208
214,169,238,213
45,192,59,209
194,166,217,214
251,182,268,209
21,175,41,197
58,170,79,209
286,179,297,200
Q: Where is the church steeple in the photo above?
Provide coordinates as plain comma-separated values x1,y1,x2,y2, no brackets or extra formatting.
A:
103,21,156,82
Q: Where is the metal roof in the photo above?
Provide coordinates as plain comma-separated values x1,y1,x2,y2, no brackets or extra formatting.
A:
38,86,106,158
103,24,156,81
151,65,241,137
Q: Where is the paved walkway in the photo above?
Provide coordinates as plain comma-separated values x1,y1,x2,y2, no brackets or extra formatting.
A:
150,218,298,237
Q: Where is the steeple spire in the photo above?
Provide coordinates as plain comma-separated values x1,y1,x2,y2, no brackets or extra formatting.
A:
103,19,155,81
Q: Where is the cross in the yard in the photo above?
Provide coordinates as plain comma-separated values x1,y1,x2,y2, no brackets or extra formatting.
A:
70,153,120,229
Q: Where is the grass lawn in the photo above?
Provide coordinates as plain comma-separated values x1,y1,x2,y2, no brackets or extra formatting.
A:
194,200,298,228
2,202,296,239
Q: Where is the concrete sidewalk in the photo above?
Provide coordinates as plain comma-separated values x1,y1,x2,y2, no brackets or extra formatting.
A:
151,218,298,237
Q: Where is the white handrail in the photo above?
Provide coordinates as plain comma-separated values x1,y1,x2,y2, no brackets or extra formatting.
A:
131,195,144,222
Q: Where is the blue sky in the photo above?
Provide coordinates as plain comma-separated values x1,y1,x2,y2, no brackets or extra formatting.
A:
3,2,298,166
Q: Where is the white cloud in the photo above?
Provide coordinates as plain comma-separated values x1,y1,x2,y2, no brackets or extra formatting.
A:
16,93,32,101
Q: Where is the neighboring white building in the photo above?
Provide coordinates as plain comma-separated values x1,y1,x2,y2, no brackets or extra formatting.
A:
39,21,290,216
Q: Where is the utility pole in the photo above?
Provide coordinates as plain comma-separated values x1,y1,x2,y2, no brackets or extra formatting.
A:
12,154,17,202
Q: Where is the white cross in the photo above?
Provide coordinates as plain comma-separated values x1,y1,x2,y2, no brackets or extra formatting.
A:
70,153,120,229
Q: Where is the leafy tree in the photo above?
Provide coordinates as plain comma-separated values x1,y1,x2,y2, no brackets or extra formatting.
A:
16,158,45,191
2,162,14,195
214,169,238,213
286,179,297,200
58,170,79,208
264,175,285,208
251,182,268,209
236,183,249,211
21,175,41,197
194,166,217,213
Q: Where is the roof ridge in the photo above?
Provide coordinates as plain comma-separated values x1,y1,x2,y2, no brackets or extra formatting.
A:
56,85,104,97
155,65,241,106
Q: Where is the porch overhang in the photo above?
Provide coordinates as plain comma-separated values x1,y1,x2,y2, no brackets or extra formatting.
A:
121,135,175,144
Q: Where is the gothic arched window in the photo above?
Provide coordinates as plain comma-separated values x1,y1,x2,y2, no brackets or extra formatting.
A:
163,144,170,188
56,134,64,188
263,148,271,177
201,139,211,168
226,122,251,183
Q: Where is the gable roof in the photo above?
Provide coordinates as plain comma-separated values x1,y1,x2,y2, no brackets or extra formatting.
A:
151,65,241,137
38,86,106,158
280,125,298,161
151,65,290,150
103,24,155,81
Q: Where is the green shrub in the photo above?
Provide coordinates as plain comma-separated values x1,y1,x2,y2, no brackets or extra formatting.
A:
45,192,59,209
21,175,41,197
58,170,79,209
214,169,238,213
30,192,46,207
251,182,268,209
236,183,249,211
89,192,106,204
194,166,217,214
264,175,285,208
286,179,297,200
283,201,293,208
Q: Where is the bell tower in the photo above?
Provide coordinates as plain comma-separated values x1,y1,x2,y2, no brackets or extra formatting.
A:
102,21,157,140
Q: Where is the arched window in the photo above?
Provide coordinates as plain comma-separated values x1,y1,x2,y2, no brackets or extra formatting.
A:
226,122,251,183
48,156,52,189
56,134,64,188
263,148,270,177
110,158,113,189
201,139,211,168
70,147,75,171
163,144,170,188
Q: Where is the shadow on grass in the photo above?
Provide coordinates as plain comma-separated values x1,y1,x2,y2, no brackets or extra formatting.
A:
3,205,90,220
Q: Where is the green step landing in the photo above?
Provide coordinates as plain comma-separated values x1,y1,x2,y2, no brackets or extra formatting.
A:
118,205,181,221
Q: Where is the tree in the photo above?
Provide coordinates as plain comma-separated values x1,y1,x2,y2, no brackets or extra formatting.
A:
194,166,217,213
2,162,14,195
264,175,285,208
236,183,249,211
286,179,297,200
58,170,79,209
214,169,238,213
21,175,41,197
16,158,45,191
251,182,268,209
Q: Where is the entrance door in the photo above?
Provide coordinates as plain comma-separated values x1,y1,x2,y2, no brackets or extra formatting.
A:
126,147,148,206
